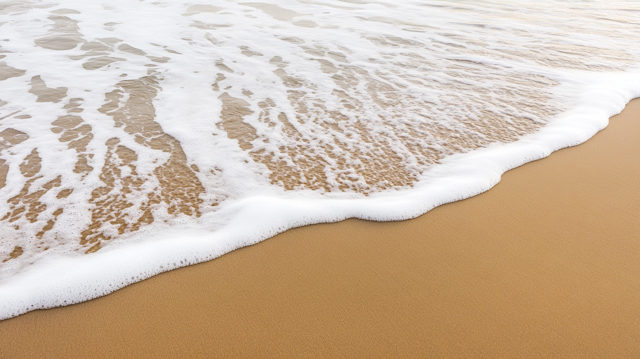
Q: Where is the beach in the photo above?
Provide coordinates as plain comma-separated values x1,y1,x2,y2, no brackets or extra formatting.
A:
3,0,640,319
1,1,640,357
1,98,638,358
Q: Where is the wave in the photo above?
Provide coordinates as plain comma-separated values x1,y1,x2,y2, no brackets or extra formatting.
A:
1,0,639,319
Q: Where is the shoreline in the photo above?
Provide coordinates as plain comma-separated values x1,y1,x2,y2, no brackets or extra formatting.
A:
1,98,639,358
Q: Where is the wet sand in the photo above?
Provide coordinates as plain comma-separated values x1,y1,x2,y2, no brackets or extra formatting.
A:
1,98,639,358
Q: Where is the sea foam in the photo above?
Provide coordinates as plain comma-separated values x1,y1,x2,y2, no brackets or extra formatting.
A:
0,0,639,319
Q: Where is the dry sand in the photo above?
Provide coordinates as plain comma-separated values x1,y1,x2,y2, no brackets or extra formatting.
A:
0,99,639,358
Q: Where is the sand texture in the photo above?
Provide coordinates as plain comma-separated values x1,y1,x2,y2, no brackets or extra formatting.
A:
0,99,639,358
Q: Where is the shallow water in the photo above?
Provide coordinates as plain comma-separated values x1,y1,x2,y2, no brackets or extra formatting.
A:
0,0,639,319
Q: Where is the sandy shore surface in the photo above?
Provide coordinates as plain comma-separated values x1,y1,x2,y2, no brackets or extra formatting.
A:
1,98,639,358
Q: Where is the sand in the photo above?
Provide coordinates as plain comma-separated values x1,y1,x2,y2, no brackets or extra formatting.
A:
0,98,639,358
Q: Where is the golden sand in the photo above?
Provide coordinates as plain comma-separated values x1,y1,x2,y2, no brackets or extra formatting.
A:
0,99,639,358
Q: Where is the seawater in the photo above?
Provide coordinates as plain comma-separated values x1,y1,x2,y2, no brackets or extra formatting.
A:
1,0,639,319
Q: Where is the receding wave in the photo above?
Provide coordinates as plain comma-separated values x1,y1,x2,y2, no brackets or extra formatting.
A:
1,0,639,319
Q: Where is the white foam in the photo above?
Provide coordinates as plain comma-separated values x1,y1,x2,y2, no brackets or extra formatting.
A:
1,0,640,319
